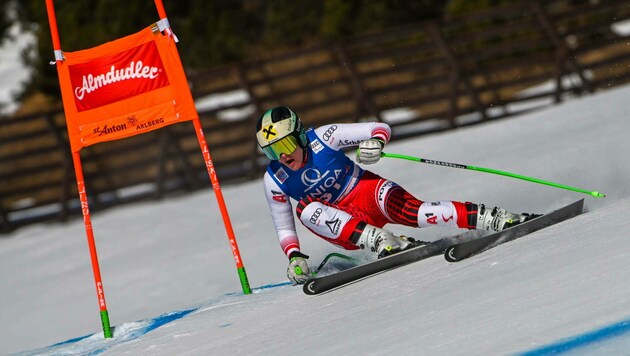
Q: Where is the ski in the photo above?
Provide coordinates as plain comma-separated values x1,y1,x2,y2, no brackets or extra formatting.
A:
444,199,584,262
302,237,459,295
302,199,584,294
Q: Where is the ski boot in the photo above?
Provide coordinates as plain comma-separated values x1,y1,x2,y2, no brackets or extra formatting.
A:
357,225,428,258
476,204,540,232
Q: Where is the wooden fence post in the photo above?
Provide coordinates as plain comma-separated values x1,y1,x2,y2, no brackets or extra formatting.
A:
531,1,593,101
43,111,73,222
429,21,488,124
333,43,381,123
0,206,10,232
234,65,266,179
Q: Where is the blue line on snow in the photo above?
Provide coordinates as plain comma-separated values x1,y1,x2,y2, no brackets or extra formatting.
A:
50,333,93,347
26,307,198,355
26,283,290,354
224,281,291,296
143,308,197,334
519,318,630,355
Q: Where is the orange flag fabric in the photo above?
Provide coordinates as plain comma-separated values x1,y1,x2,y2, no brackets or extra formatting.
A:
56,23,198,152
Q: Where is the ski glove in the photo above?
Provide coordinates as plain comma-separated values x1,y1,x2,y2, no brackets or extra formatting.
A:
356,138,385,165
287,252,310,285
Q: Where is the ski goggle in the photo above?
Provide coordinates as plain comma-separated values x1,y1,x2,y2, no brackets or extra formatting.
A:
260,135,300,160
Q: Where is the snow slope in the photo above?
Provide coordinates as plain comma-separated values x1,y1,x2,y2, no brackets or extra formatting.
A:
1,84,630,355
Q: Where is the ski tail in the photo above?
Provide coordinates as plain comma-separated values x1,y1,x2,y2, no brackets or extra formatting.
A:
444,199,584,262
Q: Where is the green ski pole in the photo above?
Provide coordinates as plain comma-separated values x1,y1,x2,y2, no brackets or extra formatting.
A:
381,152,605,198
312,253,356,276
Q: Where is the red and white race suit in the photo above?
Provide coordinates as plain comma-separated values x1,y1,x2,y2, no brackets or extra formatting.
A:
262,122,477,258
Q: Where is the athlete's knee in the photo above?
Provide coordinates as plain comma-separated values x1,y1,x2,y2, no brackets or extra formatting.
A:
297,201,359,242
297,201,328,228
295,196,318,220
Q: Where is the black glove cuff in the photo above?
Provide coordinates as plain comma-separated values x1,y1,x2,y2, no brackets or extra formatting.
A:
289,251,310,260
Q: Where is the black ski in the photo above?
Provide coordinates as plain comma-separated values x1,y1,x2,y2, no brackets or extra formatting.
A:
444,199,584,262
302,237,461,295
302,199,584,294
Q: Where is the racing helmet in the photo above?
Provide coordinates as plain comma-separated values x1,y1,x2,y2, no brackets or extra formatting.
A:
256,107,308,160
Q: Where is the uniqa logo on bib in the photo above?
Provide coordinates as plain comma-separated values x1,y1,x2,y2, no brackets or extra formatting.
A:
68,41,170,112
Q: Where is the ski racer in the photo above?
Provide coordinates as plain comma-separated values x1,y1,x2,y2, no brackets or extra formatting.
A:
256,106,530,285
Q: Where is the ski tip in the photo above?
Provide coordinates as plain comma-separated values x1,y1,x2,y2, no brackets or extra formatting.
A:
303,279,317,295
444,246,458,262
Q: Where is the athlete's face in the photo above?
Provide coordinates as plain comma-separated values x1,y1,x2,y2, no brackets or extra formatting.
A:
279,146,304,171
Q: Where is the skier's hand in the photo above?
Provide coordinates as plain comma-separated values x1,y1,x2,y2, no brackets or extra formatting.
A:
356,138,385,165
287,252,310,285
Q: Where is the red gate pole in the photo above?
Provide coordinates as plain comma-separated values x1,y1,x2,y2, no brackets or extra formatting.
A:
153,0,251,294
192,120,251,294
45,0,113,338
72,153,113,337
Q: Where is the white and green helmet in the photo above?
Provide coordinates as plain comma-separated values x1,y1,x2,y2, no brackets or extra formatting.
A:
256,107,308,160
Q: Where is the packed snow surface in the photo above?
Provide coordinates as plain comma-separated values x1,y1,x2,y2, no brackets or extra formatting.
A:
1,82,630,355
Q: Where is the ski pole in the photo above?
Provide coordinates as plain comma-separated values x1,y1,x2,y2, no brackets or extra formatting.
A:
381,152,605,198
312,253,356,276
